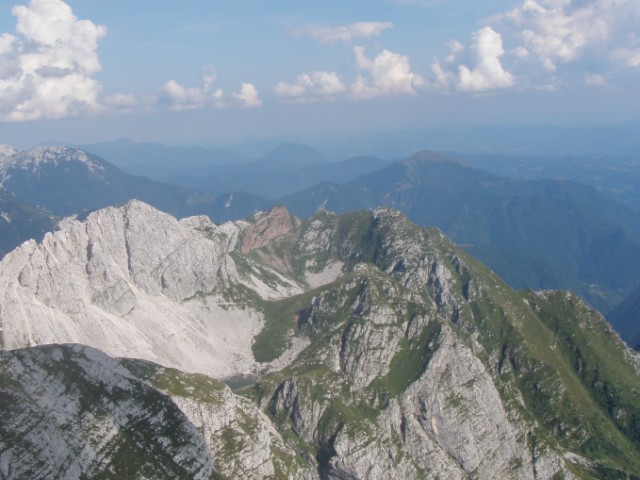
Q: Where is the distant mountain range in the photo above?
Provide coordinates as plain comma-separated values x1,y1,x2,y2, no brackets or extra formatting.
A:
83,140,392,199
78,124,640,169
2,143,640,345
289,124,640,160
165,153,391,199
81,139,332,181
80,138,253,179
0,144,268,223
458,153,640,211
278,151,640,315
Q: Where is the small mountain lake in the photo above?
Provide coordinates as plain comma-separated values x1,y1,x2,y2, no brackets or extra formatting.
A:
223,374,259,390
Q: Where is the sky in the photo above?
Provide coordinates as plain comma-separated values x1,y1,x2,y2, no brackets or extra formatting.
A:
0,0,639,148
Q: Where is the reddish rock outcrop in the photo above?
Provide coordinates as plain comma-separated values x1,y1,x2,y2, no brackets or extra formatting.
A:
241,205,298,253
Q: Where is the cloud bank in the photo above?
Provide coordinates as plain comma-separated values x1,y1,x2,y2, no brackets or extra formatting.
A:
274,71,346,102
2,0,639,121
159,75,261,110
275,45,426,102
278,0,640,102
498,0,640,82
158,69,224,111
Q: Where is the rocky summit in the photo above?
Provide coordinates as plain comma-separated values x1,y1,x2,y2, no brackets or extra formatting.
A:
1,200,640,479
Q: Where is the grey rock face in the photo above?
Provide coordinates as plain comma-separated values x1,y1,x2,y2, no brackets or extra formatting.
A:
0,344,319,480
0,200,297,378
0,344,214,480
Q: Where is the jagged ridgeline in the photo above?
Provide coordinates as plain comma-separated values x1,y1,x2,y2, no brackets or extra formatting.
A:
1,201,639,479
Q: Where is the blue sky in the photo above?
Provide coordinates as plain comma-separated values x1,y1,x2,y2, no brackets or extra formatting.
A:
0,0,639,148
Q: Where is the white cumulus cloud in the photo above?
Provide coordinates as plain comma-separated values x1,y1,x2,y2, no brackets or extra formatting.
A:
274,71,346,102
232,82,262,108
158,68,225,111
498,0,640,81
294,21,394,44
429,0,640,91
0,0,107,121
503,0,611,72
431,27,515,92
457,27,515,92
351,46,426,99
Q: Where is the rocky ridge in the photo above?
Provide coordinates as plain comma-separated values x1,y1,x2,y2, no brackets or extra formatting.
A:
0,146,105,177
0,200,304,377
0,344,317,479
1,201,640,478
0,145,19,163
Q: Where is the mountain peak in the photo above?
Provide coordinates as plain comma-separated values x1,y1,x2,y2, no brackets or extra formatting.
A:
78,199,166,226
0,144,19,159
5,146,105,174
259,142,329,170
120,198,161,215
405,150,465,165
